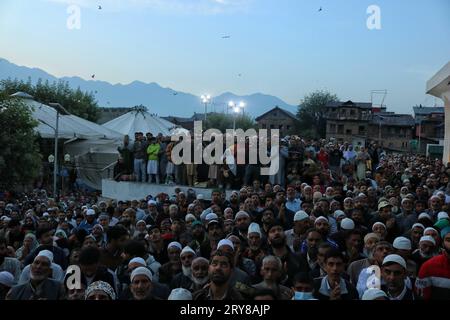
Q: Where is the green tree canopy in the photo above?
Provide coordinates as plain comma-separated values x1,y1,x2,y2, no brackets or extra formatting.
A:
203,113,256,133
0,93,41,189
0,77,99,122
296,90,339,139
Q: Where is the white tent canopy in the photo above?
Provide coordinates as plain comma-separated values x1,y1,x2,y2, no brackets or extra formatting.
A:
10,92,122,140
102,107,188,138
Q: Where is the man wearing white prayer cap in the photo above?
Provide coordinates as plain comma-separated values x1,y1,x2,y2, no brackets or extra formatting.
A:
245,223,265,264
340,218,355,231
285,211,310,251
130,266,154,300
392,236,417,278
158,242,182,285
168,287,192,300
170,246,197,291
381,254,414,300
0,271,14,299
18,249,65,284
6,252,64,300
362,288,388,300
411,236,437,270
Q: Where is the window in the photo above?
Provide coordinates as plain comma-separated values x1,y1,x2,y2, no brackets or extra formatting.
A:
389,142,393,148
338,125,344,134
262,124,267,129
358,126,365,134
329,124,336,132
346,129,352,135
273,112,277,116
395,128,400,134
286,125,291,130
270,124,275,129
350,109,356,116
279,125,283,130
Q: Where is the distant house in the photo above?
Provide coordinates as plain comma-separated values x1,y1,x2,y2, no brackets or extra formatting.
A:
368,113,415,152
324,100,378,145
162,112,218,131
413,105,445,153
255,106,297,136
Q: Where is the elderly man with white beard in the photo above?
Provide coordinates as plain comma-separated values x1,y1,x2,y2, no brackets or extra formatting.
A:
6,250,64,300
170,246,196,290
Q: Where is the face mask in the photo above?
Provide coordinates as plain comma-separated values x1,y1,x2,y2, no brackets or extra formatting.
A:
294,291,314,300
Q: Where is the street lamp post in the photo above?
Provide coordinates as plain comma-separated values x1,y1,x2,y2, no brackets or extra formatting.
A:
201,95,211,121
48,103,70,201
228,101,245,132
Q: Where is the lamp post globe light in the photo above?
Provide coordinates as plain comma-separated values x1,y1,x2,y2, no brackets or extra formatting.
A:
228,100,245,132
201,94,211,121
48,102,70,201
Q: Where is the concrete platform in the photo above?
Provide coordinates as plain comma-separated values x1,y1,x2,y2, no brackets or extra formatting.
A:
101,179,236,201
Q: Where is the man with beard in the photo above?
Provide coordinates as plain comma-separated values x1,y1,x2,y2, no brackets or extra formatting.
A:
216,239,251,286
228,191,240,214
347,233,380,285
306,217,338,251
0,237,21,284
313,249,358,300
200,220,224,260
99,225,129,271
6,251,64,300
188,221,206,254
253,255,293,300
24,226,68,270
188,257,210,292
396,198,418,235
193,250,243,300
381,254,414,300
343,197,354,216
144,200,159,226
159,241,182,285
300,229,322,274
242,223,266,279
129,267,157,300
231,211,251,246
239,188,248,204
415,226,450,300
285,211,310,252
411,236,437,271
260,209,276,240
356,241,394,296
267,223,308,287
426,195,442,220
170,246,196,290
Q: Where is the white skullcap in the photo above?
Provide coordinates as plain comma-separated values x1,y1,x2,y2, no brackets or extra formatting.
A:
205,213,218,221
424,227,438,235
333,210,346,219
42,212,49,217
362,288,388,300
358,193,367,198
135,220,146,226
187,203,195,210
419,235,436,246
382,254,406,269
393,237,411,250
86,209,96,216
437,212,449,220
168,288,193,300
412,223,425,230
340,218,355,230
147,200,157,206
372,222,386,230
196,194,204,200
314,216,329,224
401,198,412,204
185,214,196,222
37,249,54,263
217,239,234,251
130,266,153,282
364,233,380,243
180,246,196,257
128,257,146,267
0,271,14,287
235,211,250,221
294,211,309,222
167,241,182,251
418,212,432,221
344,197,353,202
248,222,262,236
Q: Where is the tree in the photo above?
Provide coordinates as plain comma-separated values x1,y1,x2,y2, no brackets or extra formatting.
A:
203,113,256,133
296,90,339,139
0,93,41,189
0,77,99,122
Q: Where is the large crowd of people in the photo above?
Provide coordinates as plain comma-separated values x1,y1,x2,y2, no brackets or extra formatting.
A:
1,135,450,300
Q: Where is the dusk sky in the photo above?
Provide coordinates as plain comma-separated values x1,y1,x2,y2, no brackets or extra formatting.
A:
1,0,449,113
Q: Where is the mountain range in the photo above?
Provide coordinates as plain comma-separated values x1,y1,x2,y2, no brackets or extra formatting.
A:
0,58,298,118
